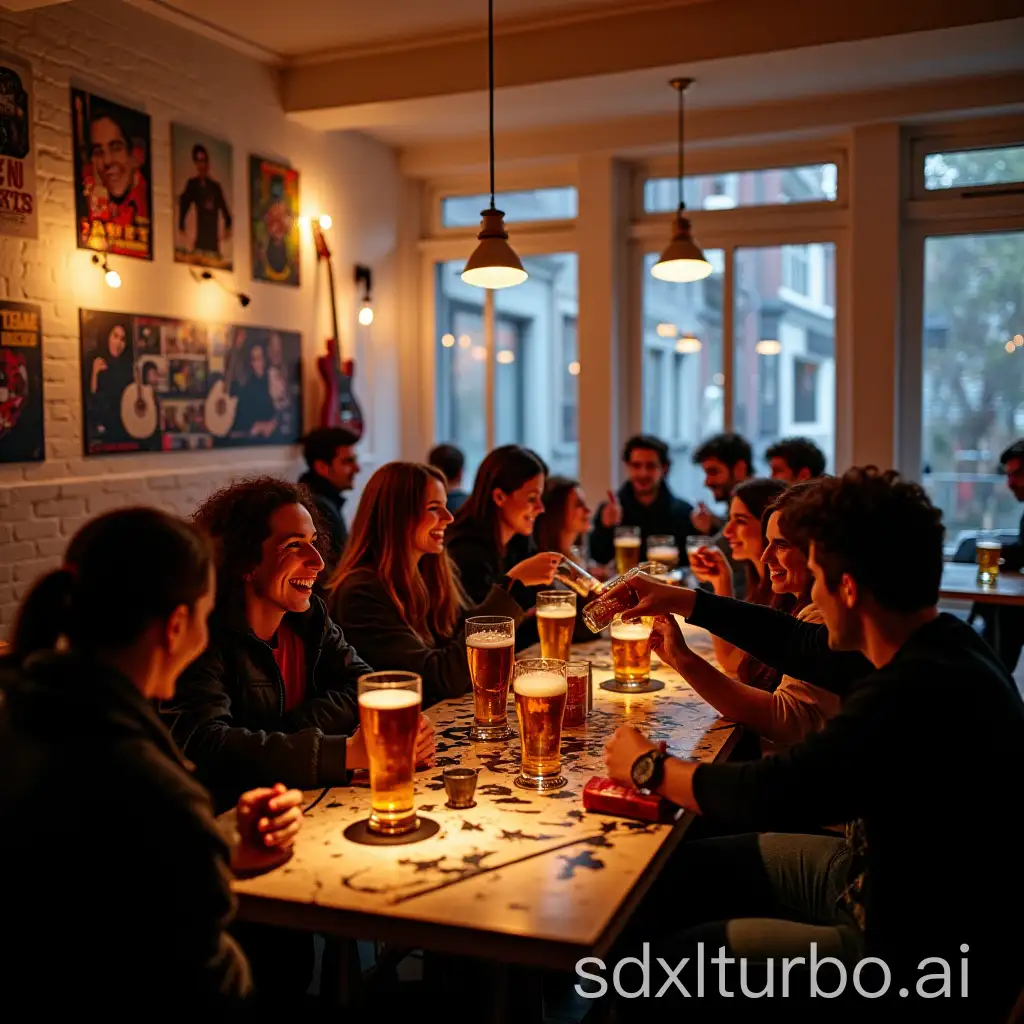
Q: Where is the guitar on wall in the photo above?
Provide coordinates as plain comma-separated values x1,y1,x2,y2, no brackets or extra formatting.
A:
312,222,365,437
119,326,157,440
204,327,244,437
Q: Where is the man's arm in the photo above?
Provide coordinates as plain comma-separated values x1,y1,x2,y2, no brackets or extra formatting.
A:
178,180,195,232
216,181,233,229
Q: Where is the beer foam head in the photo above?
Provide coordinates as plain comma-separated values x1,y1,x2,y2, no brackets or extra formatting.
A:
513,670,567,697
977,540,1002,550
614,536,641,548
647,545,678,558
358,688,421,710
536,605,576,618
466,630,515,649
610,621,652,640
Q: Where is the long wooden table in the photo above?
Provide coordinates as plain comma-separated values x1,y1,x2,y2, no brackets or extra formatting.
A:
940,563,1024,606
227,622,736,971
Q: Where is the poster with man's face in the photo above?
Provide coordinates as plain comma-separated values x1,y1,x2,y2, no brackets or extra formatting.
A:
71,88,152,260
172,123,233,270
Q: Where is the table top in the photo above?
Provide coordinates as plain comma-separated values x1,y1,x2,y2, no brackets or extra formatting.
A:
228,621,736,968
940,563,1024,606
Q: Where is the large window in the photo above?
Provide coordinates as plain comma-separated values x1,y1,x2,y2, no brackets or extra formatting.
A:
641,250,724,503
732,244,836,474
441,187,577,228
920,231,1024,542
923,146,1024,192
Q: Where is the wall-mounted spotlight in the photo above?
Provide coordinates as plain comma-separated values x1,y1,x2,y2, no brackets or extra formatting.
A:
190,268,250,307
355,264,373,326
91,253,121,289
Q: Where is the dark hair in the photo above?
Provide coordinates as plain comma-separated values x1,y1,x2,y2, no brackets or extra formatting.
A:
692,432,754,473
89,106,133,150
783,466,944,613
302,427,360,471
623,434,670,467
1000,439,1024,467
191,143,209,161
763,480,818,557
428,443,465,483
730,478,788,605
100,321,130,359
452,445,547,554
765,437,827,479
534,476,581,554
192,477,326,612
10,509,211,664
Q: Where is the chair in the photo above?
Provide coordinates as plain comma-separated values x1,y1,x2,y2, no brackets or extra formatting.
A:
950,531,1019,564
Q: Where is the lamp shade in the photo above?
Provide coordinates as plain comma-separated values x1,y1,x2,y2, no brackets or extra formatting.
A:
461,209,528,289
651,212,713,283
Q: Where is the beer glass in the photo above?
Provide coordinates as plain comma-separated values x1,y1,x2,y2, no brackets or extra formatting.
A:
647,535,679,571
610,613,654,687
564,660,592,727
514,658,568,790
465,615,515,740
554,556,603,597
536,590,577,662
976,534,1002,586
357,671,422,836
686,534,715,562
614,525,642,575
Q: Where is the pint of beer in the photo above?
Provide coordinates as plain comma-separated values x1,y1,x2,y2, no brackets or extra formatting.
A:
977,537,1002,586
465,616,515,740
647,534,679,571
611,614,653,687
358,671,422,835
614,525,642,575
537,590,577,662
513,658,568,790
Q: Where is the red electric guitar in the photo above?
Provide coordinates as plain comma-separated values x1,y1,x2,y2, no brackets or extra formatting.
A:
312,223,365,437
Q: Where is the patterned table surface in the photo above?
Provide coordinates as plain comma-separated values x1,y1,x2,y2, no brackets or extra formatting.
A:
228,620,736,968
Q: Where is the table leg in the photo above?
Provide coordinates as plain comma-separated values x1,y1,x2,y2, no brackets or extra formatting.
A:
320,937,366,1009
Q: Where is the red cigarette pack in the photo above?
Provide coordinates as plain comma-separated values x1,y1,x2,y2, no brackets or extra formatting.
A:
582,776,677,823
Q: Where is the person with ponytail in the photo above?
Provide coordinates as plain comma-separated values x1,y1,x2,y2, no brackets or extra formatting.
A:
0,508,306,1010
330,462,534,705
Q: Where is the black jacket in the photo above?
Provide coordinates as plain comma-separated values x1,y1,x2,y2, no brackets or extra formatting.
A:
299,469,348,576
162,596,370,811
0,654,250,1009
331,568,524,706
1005,506,1024,571
689,593,1024,1012
589,481,697,566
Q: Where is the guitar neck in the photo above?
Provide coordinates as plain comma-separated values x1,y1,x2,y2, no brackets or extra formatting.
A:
325,256,342,370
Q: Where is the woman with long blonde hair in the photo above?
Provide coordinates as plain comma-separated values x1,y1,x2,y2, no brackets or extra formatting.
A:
329,461,538,705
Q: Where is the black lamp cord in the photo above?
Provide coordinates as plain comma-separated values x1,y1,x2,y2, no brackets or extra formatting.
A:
676,81,685,214
488,0,495,210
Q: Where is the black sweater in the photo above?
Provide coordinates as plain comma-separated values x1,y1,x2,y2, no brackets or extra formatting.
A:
331,568,524,706
688,592,1024,1010
589,481,696,566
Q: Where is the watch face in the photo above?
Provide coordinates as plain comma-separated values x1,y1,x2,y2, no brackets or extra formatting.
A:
633,753,654,786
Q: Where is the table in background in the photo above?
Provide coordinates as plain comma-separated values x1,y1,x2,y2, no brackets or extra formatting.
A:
939,564,1024,606
227,621,735,974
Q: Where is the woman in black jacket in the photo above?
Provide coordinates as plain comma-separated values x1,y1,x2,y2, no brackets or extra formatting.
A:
0,508,304,1011
330,461,557,705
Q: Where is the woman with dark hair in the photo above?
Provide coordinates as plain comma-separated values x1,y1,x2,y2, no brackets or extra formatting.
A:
0,508,306,1010
330,462,535,705
533,475,592,561
84,319,134,443
688,477,787,676
232,342,277,438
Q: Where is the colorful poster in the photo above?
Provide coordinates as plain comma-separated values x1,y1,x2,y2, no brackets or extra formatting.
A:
0,55,37,240
0,300,44,463
80,308,301,455
172,123,234,270
71,88,152,259
250,155,299,286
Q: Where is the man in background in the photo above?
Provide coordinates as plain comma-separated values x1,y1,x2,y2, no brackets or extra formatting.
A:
298,426,360,579
428,443,468,512
765,436,827,482
590,434,695,566
178,143,232,261
689,432,755,535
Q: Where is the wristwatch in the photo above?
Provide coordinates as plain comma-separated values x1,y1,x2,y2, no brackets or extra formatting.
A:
631,748,669,792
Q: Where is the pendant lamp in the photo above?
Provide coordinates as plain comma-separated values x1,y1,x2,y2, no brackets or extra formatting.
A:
651,78,712,284
461,0,527,289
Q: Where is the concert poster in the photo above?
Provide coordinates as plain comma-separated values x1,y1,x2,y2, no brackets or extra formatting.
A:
0,300,44,463
249,155,299,286
79,308,301,455
172,123,234,270
0,54,37,240
71,88,153,259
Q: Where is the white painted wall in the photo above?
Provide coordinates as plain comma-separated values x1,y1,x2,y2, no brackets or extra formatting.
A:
0,0,401,635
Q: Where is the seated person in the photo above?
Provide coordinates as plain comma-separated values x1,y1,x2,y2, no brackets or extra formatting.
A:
428,442,469,513
0,508,305,1011
297,425,360,578
162,477,434,812
330,462,533,705
603,468,1024,1017
445,445,563,648
765,436,828,482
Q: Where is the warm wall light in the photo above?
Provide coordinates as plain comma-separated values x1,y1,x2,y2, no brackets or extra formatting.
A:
355,265,374,326
298,215,311,230
756,339,782,356
656,322,679,338
568,360,581,376
91,253,121,289
319,214,333,230
676,335,702,354
191,268,250,307
442,333,455,347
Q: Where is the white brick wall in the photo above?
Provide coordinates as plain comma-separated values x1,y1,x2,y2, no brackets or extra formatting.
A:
0,1,403,636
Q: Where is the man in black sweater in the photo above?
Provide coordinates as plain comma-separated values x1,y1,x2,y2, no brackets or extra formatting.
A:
590,434,696,566
298,426,360,581
604,468,1024,1019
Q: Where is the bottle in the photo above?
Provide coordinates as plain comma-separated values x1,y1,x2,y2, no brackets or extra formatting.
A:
554,556,604,598
581,567,644,633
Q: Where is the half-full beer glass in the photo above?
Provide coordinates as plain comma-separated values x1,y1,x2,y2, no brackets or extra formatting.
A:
610,613,654,687
513,658,568,791
646,535,679,571
536,590,576,662
358,671,422,835
465,615,515,740
614,525,642,575
977,535,1002,586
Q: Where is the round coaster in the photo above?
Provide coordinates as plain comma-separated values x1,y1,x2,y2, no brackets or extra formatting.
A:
600,679,665,694
514,774,567,792
343,816,440,846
